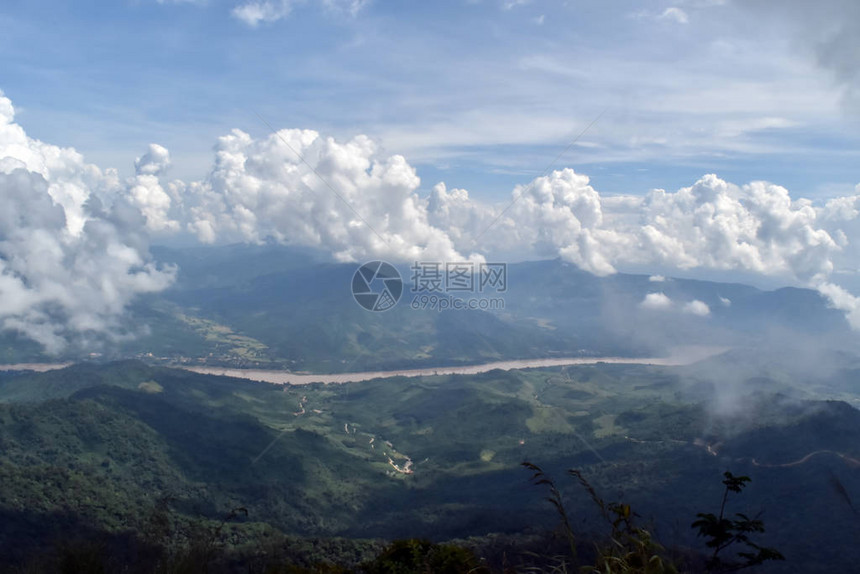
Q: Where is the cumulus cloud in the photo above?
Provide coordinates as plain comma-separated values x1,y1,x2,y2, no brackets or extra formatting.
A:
0,91,174,352
682,300,710,316
134,143,170,176
429,169,625,275
427,183,497,255
127,144,181,233
427,171,843,285
639,294,710,316
508,170,620,276
816,282,860,330
178,128,478,263
640,292,672,310
637,176,838,281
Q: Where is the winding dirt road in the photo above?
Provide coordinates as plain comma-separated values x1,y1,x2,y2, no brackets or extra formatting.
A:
751,450,860,468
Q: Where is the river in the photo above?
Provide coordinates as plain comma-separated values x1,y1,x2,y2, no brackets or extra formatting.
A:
183,346,723,385
0,346,724,386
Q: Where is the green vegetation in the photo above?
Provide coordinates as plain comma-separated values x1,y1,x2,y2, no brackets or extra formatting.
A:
363,539,487,574
692,472,784,572
0,361,858,571
524,463,785,573
524,462,678,573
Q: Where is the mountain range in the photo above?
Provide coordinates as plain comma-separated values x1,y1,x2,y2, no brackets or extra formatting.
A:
1,243,851,374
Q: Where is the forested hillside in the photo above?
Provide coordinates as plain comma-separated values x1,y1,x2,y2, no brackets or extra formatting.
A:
1,361,859,571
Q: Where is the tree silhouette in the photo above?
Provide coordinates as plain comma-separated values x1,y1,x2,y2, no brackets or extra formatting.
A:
691,471,784,571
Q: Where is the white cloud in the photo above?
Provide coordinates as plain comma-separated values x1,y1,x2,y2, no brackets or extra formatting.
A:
134,143,170,176
128,145,180,233
659,7,689,24
427,183,497,255
635,176,838,282
179,128,479,263
683,300,710,316
639,295,710,316
641,292,673,310
232,0,293,26
425,171,842,285
817,282,860,329
0,91,175,352
454,169,624,276
649,274,666,282
231,0,368,25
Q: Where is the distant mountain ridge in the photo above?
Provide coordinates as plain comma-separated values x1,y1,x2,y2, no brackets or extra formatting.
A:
0,243,852,371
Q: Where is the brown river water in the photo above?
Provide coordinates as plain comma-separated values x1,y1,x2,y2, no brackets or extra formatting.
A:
0,346,724,386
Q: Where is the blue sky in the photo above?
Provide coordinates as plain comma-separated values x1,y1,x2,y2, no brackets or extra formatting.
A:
2,0,858,201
